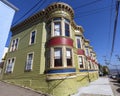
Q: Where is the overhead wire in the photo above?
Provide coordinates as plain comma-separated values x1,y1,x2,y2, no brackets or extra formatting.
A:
107,0,114,64
110,1,120,58
12,0,44,27
74,0,102,10
75,5,115,19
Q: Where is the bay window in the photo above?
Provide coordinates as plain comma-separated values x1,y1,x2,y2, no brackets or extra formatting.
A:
50,47,73,68
47,17,71,37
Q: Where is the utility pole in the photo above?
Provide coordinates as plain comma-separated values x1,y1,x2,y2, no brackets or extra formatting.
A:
110,0,120,56
115,55,120,61
115,55,120,75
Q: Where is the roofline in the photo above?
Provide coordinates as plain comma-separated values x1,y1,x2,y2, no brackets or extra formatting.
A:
1,0,19,11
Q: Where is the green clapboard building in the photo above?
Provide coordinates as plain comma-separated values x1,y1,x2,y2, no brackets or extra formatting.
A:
2,2,99,96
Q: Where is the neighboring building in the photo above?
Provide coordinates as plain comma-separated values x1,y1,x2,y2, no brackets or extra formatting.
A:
102,66,110,75
98,63,103,76
2,2,99,96
0,0,18,61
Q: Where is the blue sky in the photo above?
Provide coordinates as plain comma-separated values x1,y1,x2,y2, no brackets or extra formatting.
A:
7,0,120,69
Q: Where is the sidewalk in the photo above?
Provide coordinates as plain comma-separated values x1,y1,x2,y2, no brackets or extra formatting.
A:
72,77,114,96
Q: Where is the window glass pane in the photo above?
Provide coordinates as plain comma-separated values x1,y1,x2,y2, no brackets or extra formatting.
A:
54,48,62,67
86,48,89,56
66,49,71,57
53,17,61,21
54,22,61,36
66,48,72,66
15,38,18,50
77,38,81,48
26,53,33,70
28,53,33,60
31,31,36,44
12,40,15,47
65,18,70,23
89,61,91,69
6,58,14,73
65,23,70,37
79,56,83,68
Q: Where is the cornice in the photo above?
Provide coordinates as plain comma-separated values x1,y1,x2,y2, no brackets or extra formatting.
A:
11,10,45,32
71,20,84,33
11,2,84,35
45,2,74,19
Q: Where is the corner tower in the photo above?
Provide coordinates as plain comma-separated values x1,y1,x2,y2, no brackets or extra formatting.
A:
45,2,75,79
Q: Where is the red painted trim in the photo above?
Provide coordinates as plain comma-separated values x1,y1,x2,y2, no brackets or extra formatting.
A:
47,37,73,47
77,49,85,55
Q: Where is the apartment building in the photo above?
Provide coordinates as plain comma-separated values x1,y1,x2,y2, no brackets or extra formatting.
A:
2,2,98,96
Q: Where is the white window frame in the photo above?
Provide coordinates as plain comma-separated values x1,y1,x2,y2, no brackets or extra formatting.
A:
50,17,71,37
85,48,89,56
25,52,34,71
10,38,19,52
66,48,72,66
78,56,84,68
29,30,37,45
64,18,70,37
76,36,82,49
53,21,61,36
54,48,62,67
5,57,15,73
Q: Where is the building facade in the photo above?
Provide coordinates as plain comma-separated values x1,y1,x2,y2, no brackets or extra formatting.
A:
2,2,98,96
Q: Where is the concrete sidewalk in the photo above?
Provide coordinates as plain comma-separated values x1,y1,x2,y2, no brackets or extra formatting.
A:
72,77,114,96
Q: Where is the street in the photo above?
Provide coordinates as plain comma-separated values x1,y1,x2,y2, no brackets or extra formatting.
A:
109,78,120,96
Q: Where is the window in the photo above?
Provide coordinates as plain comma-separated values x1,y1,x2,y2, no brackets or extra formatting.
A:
48,17,70,37
78,56,83,68
65,18,70,37
54,48,62,67
76,36,81,48
89,61,92,69
10,38,19,52
25,53,34,71
6,58,15,73
47,24,51,39
54,22,61,36
66,48,72,66
85,48,89,56
30,31,36,44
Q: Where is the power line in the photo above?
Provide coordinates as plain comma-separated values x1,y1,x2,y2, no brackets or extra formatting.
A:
75,5,115,19
12,0,44,27
107,0,114,63
74,0,102,10
110,1,120,57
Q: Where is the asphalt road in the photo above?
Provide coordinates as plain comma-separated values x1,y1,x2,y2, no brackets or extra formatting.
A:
109,78,120,96
0,81,47,96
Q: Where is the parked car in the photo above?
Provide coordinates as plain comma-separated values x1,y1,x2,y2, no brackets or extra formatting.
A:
116,74,120,83
111,75,117,79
